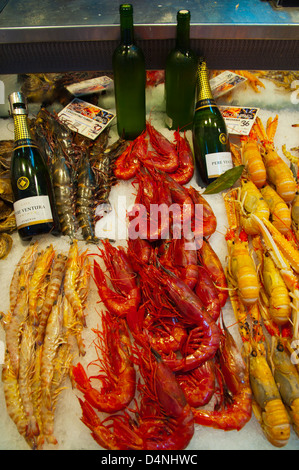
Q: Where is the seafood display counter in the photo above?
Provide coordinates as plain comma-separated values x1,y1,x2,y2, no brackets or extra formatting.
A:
0,69,299,451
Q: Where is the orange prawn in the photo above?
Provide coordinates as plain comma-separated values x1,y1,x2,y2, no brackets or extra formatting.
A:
241,134,266,188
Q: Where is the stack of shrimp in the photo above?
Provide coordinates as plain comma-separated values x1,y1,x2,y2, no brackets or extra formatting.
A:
224,115,299,447
0,239,91,449
31,108,128,244
71,129,253,450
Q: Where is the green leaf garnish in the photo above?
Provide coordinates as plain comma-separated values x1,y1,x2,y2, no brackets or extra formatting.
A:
203,165,244,194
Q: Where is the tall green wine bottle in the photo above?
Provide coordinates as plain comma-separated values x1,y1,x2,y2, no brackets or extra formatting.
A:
113,4,146,140
165,9,197,130
9,91,59,240
192,58,233,186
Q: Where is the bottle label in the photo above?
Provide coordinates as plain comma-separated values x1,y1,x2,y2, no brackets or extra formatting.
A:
195,98,216,111
205,151,233,178
13,195,53,229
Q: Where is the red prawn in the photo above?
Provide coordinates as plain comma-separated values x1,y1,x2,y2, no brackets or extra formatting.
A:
113,131,148,180
167,130,194,185
198,238,228,308
72,312,136,413
195,266,221,322
176,360,216,408
78,347,194,450
93,240,141,319
192,322,252,431
141,263,220,372
145,121,179,173
188,186,217,240
158,237,199,290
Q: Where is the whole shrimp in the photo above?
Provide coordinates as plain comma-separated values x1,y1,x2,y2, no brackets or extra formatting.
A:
40,296,63,445
158,236,199,290
18,322,39,440
254,115,297,204
76,152,99,243
145,121,179,173
63,240,85,327
261,253,291,326
249,346,291,447
28,244,55,326
260,184,292,235
241,134,266,188
188,186,217,240
271,339,299,437
51,144,77,239
167,130,194,185
195,265,221,322
239,178,270,236
143,263,220,372
77,347,194,450
4,266,29,376
36,252,67,345
176,360,216,408
127,167,172,241
193,322,252,431
2,352,36,449
225,228,259,306
114,131,148,180
198,238,228,308
93,240,141,319
72,312,136,413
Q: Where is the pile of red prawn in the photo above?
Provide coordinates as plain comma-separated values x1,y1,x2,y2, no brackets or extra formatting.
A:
113,121,195,185
72,137,253,450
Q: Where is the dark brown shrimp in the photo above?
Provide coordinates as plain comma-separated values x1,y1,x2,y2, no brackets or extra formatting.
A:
76,153,98,243
51,145,77,239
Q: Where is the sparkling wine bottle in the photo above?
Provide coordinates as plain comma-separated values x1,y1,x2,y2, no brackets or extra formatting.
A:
113,3,146,140
9,91,59,240
165,9,197,130
192,58,233,186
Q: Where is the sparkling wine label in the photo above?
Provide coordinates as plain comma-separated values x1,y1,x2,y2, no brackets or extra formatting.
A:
205,151,233,178
14,195,53,229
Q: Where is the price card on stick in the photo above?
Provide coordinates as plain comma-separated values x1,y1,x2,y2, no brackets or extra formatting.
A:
58,98,115,140
219,105,260,136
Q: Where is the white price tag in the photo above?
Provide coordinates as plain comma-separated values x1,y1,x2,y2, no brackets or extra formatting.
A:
58,98,116,140
219,105,259,136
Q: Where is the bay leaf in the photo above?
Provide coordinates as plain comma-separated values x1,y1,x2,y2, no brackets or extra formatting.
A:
203,165,244,194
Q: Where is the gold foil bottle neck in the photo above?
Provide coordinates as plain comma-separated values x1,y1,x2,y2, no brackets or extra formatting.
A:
196,58,214,102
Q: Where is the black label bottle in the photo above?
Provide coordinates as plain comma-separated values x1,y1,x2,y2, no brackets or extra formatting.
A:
165,9,197,131
192,58,233,186
9,91,59,240
113,4,146,140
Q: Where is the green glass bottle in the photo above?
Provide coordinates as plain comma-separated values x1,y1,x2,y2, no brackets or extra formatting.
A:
9,91,59,240
113,4,146,140
192,58,233,186
165,9,197,131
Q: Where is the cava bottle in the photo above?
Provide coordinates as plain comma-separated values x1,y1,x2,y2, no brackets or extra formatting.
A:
192,58,233,186
9,91,59,240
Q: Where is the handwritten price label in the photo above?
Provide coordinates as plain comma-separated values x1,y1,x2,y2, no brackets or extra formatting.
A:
219,106,260,136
